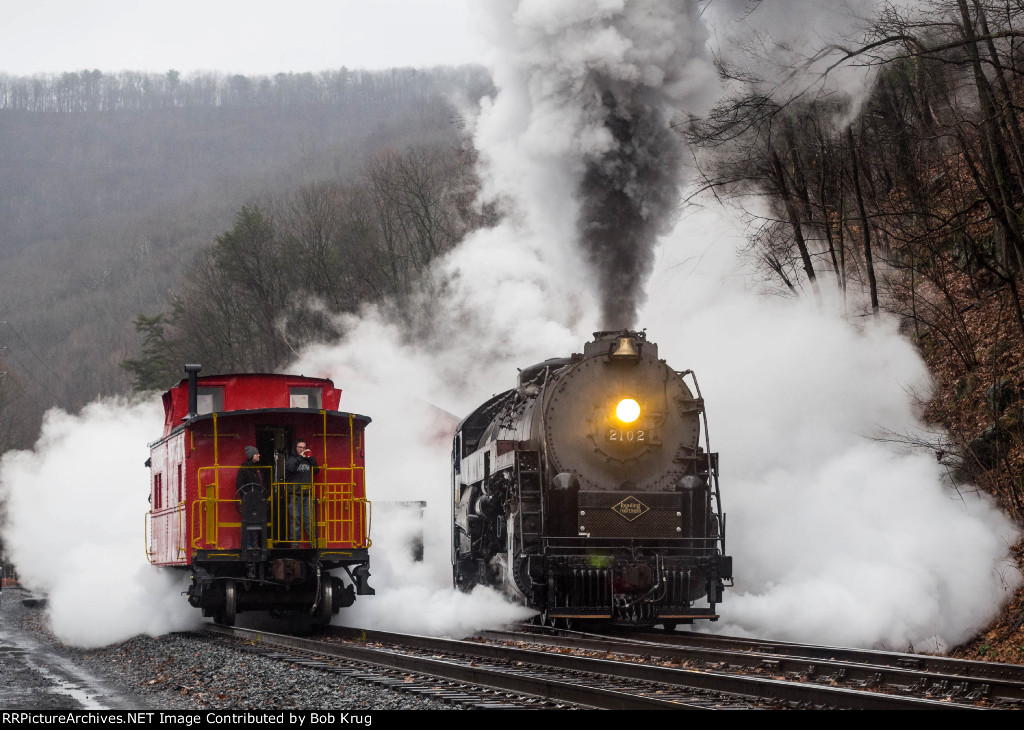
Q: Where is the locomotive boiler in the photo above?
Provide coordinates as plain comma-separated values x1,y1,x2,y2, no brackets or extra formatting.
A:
452,330,732,627
146,365,374,626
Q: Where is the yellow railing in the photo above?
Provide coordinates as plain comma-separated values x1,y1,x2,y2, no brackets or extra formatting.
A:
189,474,371,551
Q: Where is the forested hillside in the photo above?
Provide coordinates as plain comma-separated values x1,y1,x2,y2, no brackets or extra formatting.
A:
120,142,496,390
689,1,1024,509
0,67,490,450
686,0,1024,660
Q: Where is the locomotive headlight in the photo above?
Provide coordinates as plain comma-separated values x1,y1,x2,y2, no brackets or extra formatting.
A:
615,398,641,424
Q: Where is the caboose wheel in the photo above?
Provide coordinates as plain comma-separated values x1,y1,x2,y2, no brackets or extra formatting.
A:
317,579,333,626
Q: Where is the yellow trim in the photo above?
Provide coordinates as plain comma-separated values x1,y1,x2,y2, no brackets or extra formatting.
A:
322,410,328,469
177,500,187,557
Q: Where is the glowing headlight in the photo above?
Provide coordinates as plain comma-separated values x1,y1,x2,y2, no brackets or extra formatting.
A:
615,398,641,423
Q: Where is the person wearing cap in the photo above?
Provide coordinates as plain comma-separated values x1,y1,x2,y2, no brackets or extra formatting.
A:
235,446,266,548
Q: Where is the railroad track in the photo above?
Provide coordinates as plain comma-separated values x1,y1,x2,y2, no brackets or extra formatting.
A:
477,625,1024,707
202,623,996,709
622,628,1024,681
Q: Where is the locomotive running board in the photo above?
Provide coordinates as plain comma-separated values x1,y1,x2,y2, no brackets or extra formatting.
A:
544,611,720,620
546,612,613,619
658,613,720,620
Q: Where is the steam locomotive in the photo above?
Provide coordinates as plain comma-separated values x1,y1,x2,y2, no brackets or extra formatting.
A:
146,365,374,626
452,330,732,627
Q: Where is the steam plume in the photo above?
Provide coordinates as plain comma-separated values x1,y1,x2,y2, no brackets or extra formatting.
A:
471,1,717,330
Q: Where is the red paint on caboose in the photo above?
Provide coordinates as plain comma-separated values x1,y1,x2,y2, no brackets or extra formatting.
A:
146,373,371,568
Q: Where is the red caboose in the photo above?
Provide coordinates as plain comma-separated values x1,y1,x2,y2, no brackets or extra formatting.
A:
146,365,373,626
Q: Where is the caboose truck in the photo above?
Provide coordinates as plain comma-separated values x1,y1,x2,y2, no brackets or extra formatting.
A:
146,365,374,626
452,330,733,627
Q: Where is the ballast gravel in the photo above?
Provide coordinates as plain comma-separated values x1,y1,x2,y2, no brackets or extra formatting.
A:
4,588,457,711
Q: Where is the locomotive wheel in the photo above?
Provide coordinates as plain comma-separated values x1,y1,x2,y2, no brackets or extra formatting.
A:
317,579,333,626
541,611,573,631
221,580,237,627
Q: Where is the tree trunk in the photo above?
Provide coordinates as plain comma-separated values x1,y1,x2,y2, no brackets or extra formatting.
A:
768,146,819,295
847,127,879,317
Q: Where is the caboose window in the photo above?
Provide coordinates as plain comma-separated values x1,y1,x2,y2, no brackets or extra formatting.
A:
289,387,322,409
196,387,223,414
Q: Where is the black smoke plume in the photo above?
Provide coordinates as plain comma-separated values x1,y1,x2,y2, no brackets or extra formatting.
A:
578,83,685,330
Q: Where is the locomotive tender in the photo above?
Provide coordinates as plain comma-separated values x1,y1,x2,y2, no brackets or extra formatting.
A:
452,330,732,626
146,365,374,626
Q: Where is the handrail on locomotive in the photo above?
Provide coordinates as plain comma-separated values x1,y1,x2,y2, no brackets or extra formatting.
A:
677,368,727,558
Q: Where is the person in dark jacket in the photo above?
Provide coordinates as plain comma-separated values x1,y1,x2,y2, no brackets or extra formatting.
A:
285,439,318,544
235,446,267,548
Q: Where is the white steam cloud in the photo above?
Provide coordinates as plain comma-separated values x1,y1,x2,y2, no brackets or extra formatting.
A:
0,399,201,648
292,332,540,634
642,210,1020,650
0,0,1017,651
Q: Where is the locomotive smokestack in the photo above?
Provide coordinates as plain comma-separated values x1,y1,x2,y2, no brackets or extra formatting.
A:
185,363,201,418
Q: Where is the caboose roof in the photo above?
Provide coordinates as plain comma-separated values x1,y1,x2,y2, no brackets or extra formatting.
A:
161,372,344,438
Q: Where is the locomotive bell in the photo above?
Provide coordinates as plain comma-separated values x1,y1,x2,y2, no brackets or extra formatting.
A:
610,336,639,360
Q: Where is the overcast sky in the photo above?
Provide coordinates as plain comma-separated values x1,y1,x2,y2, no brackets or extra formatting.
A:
1,0,485,76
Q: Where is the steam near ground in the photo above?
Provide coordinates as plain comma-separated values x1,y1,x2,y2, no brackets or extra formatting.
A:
0,400,201,647
0,0,1019,651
